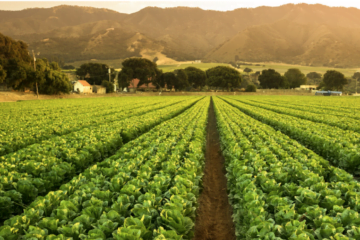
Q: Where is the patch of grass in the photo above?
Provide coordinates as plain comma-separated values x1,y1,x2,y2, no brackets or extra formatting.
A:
158,63,233,72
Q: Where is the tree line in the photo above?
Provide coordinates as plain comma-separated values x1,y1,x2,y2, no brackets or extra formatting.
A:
116,58,246,92
0,33,72,94
243,67,352,91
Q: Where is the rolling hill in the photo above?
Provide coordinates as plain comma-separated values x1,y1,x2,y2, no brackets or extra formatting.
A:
2,4,360,67
204,4,360,67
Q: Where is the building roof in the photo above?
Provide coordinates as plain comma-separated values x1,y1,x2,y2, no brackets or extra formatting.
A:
129,78,156,89
77,80,91,87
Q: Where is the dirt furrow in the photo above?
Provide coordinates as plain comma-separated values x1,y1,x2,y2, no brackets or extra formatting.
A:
193,97,236,240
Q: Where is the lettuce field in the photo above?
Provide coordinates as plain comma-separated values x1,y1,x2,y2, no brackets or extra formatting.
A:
1,95,360,240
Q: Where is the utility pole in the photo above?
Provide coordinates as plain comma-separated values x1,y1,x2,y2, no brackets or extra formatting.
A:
356,77,358,94
32,50,39,99
109,67,117,92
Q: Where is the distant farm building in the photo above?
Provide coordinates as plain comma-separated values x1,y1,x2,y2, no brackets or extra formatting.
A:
315,91,342,96
93,85,106,94
74,80,92,93
194,60,202,63
128,79,157,92
300,85,318,90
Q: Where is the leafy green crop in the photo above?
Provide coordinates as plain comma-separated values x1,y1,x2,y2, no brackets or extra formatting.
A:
0,97,209,239
0,97,200,221
222,96,360,174
214,96,360,239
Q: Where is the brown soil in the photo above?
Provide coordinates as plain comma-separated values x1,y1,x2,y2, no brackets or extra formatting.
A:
193,98,236,240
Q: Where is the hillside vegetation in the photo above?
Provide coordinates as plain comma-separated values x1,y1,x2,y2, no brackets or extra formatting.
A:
2,4,360,67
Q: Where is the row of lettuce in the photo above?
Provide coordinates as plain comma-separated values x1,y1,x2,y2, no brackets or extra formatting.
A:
0,97,189,156
214,97,360,239
0,97,200,221
234,98,360,133
247,97,360,121
0,97,209,239
222,96,360,175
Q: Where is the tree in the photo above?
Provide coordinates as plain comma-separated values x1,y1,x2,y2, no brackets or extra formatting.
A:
258,69,288,89
307,72,322,79
0,33,71,94
245,84,257,92
47,56,65,68
249,71,261,85
0,65,6,83
0,33,32,89
118,67,133,90
76,63,115,85
352,72,360,93
118,58,158,89
284,68,307,88
5,58,36,90
306,72,323,85
173,69,189,90
184,67,206,89
152,57,159,63
243,68,252,74
0,33,31,63
352,72,360,81
160,69,189,91
206,66,242,91
36,59,72,95
102,80,115,93
163,72,177,90
321,70,348,91
151,68,165,90
62,65,75,70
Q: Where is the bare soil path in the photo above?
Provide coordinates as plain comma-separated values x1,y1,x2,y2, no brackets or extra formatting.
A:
193,98,236,240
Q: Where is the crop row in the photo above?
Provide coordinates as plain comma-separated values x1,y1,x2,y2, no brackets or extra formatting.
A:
261,97,360,114
0,97,201,221
0,97,189,156
0,97,149,122
214,97,360,239
233,98,360,133
221,96,360,175
0,97,209,240
0,98,149,137
248,98,360,121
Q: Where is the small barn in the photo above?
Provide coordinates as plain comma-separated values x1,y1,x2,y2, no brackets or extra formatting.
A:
93,85,106,94
74,80,92,93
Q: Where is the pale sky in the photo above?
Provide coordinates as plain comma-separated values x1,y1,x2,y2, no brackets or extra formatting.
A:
0,0,359,13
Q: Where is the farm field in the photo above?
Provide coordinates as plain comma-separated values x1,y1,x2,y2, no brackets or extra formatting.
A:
1,95,360,239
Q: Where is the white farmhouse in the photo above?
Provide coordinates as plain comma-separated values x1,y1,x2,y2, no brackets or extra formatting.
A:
74,80,92,93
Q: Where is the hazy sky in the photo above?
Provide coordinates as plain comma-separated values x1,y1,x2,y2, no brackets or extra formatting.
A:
0,0,360,13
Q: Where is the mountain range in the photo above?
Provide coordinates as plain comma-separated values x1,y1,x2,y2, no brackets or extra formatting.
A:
1,4,360,67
